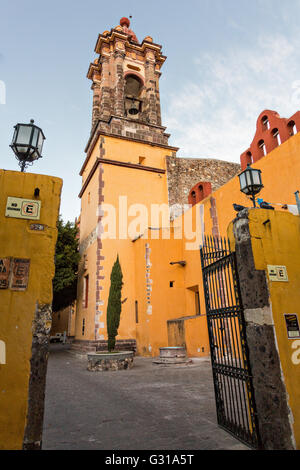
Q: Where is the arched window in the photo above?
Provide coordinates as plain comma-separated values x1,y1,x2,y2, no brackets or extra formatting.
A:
258,139,267,156
191,191,196,199
288,120,297,136
124,74,143,116
262,116,270,130
125,74,142,97
272,128,281,146
246,151,253,165
198,185,204,200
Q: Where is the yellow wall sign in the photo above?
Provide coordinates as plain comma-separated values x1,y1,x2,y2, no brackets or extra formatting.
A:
5,197,41,220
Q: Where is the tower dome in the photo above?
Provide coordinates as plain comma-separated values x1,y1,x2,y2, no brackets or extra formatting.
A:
119,17,138,43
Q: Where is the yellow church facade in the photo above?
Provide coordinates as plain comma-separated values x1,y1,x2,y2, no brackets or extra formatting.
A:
73,17,300,359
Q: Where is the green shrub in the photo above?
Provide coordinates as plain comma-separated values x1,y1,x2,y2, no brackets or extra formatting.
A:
107,255,123,352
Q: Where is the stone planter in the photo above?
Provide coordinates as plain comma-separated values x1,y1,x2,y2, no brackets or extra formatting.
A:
87,351,134,371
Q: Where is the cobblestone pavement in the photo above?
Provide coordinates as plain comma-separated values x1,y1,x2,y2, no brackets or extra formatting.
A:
42,344,248,450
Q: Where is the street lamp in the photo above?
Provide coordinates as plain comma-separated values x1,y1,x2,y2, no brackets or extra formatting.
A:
238,164,264,207
10,119,45,172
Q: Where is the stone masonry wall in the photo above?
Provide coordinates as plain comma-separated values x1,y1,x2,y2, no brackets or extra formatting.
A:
166,155,240,208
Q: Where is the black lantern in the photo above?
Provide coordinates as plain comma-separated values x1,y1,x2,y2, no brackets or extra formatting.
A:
10,119,45,172
238,164,263,207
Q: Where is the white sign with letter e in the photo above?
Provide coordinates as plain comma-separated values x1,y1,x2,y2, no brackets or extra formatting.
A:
5,197,41,220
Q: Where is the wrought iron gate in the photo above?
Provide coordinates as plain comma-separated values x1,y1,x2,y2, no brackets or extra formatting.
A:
200,236,260,449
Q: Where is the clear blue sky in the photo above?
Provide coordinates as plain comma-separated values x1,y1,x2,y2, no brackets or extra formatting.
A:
1,0,300,221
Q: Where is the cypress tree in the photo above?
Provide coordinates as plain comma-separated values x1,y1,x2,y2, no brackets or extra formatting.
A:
107,255,123,352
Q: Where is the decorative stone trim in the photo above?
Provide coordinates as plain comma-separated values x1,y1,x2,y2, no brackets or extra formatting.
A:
80,116,178,176
95,162,105,341
209,197,220,238
79,228,97,255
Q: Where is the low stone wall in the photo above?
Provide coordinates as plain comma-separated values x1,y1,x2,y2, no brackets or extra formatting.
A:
87,351,134,371
96,339,136,353
70,339,137,354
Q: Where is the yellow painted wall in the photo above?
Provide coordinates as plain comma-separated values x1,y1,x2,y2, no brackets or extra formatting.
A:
184,316,209,356
51,308,68,335
133,231,186,356
133,226,210,358
51,304,76,337
77,124,300,359
231,209,300,449
0,169,62,450
76,242,97,340
160,131,300,357
199,131,300,238
76,134,174,344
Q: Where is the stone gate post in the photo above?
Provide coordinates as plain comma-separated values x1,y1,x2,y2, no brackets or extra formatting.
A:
229,208,300,450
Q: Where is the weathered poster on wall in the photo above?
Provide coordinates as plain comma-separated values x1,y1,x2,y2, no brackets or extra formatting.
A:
0,258,11,289
10,258,30,291
284,314,300,339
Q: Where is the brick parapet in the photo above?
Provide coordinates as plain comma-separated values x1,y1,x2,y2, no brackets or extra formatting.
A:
240,109,300,170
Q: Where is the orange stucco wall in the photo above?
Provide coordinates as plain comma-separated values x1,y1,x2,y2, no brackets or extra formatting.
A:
131,130,300,358
77,124,300,358
76,134,174,345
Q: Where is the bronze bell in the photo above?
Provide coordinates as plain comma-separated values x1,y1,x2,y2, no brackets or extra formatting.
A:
128,98,139,115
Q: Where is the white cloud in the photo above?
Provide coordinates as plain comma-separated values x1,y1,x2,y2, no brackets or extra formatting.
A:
163,33,300,163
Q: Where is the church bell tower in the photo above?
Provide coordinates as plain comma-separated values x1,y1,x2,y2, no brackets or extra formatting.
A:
87,17,169,144
75,18,178,352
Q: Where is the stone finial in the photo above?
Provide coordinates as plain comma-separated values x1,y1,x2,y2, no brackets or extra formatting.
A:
144,36,153,43
119,16,138,43
120,17,130,28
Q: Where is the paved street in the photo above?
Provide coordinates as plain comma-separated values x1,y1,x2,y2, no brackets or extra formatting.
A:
42,344,248,450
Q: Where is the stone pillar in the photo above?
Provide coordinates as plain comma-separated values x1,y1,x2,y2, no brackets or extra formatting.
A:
231,209,296,450
145,53,158,125
113,50,125,117
99,56,112,120
155,70,162,126
91,81,101,129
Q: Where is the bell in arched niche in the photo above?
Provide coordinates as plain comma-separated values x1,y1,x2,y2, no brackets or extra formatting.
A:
124,74,143,118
